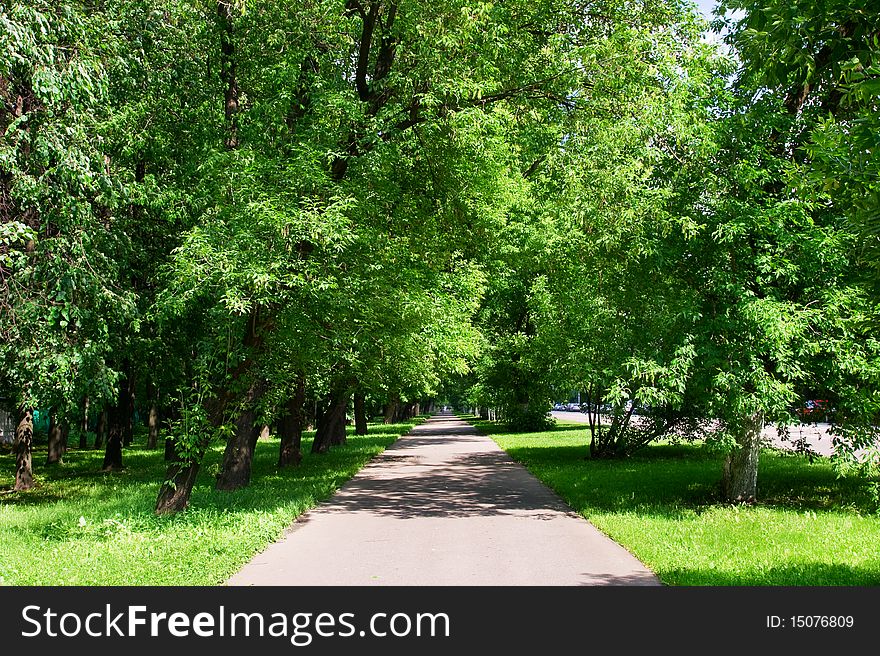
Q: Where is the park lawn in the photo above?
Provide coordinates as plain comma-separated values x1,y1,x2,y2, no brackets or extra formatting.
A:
0,418,426,585
473,418,880,586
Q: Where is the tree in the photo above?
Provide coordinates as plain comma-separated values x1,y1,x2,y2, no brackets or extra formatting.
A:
471,0,718,437
0,2,137,481
152,0,595,505
13,408,34,491
674,0,880,497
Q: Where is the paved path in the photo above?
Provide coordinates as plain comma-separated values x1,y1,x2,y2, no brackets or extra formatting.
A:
227,412,659,586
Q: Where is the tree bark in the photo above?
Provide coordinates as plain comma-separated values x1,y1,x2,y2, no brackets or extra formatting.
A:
217,1,239,150
102,423,123,471
277,376,306,468
211,306,267,491
721,412,764,503
46,412,64,465
60,424,69,454
329,393,350,446
147,403,159,449
94,408,106,449
103,373,131,466
383,395,399,424
215,377,266,491
13,408,34,491
313,390,349,454
155,458,203,514
215,407,260,490
354,391,368,436
156,433,208,513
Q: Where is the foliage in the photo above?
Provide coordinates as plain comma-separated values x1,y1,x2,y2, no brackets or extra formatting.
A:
2,0,879,521
0,2,135,418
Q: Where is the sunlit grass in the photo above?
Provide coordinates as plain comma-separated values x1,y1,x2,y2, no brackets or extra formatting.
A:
471,417,880,586
0,418,426,585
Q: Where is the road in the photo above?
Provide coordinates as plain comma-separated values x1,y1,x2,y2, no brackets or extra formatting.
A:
550,411,838,456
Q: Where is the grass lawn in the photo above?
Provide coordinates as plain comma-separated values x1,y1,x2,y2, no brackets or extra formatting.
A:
0,418,426,585
471,417,880,586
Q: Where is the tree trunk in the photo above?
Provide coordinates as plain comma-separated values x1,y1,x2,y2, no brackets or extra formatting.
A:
721,412,764,503
217,0,239,150
329,393,350,446
164,438,175,461
147,403,159,449
46,413,64,465
79,396,89,449
155,459,203,514
94,408,107,449
156,434,208,514
383,395,398,424
102,423,123,471
313,390,349,454
60,424,69,454
215,377,266,491
215,408,260,490
277,376,306,468
354,391,368,436
14,408,34,491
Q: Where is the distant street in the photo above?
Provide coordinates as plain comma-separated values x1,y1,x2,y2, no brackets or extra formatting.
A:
550,411,838,456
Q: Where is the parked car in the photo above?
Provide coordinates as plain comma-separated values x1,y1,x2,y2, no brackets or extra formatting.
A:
798,399,831,422
552,403,566,411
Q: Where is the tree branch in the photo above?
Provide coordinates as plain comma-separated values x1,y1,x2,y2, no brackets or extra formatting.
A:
354,3,379,102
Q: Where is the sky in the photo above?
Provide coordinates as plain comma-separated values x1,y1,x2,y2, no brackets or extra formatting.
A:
691,0,738,48
693,0,719,21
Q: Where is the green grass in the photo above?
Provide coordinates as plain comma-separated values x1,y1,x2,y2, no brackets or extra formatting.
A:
470,417,880,586
0,418,426,585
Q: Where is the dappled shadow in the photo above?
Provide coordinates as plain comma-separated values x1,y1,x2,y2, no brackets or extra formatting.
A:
0,485,67,506
500,438,880,521
317,447,567,520
0,423,416,530
406,424,483,437
502,444,722,517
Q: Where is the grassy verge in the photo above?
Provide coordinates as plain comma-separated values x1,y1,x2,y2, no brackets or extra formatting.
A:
469,417,880,586
0,418,426,585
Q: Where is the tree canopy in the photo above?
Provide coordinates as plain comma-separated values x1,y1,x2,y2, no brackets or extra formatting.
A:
2,0,878,508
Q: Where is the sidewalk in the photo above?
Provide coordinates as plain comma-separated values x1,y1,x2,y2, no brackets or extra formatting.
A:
227,412,660,586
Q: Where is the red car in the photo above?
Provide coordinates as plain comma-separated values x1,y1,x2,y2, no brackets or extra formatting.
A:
799,399,830,421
